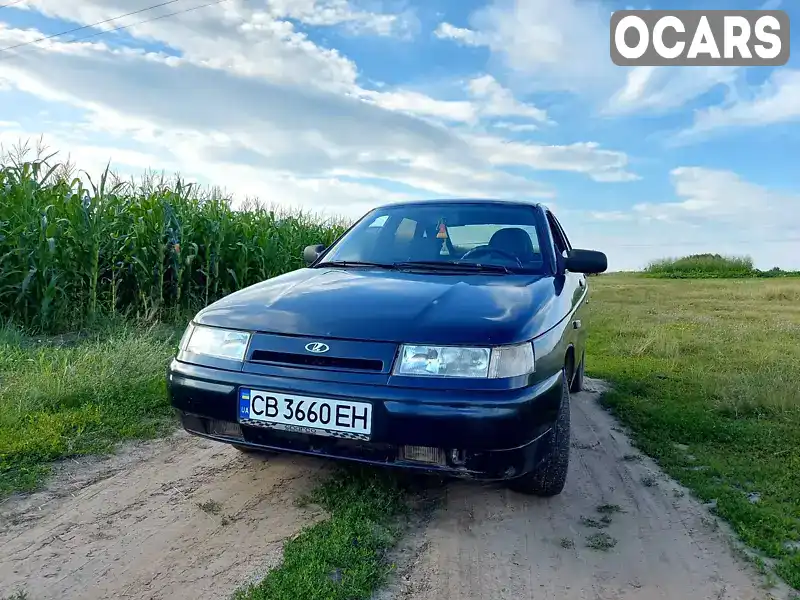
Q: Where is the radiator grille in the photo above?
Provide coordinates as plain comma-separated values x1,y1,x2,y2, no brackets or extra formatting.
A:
249,349,383,372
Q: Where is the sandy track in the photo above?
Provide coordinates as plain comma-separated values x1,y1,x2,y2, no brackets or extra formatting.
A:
2,381,792,600
386,379,790,600
0,432,329,600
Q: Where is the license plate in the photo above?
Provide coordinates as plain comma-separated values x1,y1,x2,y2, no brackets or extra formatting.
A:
238,388,373,440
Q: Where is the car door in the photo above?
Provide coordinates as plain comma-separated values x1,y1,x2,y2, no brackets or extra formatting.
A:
544,210,587,358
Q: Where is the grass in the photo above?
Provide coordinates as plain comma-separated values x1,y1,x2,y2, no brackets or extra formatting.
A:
588,274,800,589
586,532,617,551
197,499,223,515
580,515,611,529
0,322,182,497
640,474,657,488
233,466,428,600
0,149,347,333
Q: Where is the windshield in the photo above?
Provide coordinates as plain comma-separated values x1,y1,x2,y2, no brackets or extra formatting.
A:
319,203,545,273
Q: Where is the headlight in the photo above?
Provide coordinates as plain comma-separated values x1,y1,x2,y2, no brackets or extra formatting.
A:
181,323,251,361
393,342,534,379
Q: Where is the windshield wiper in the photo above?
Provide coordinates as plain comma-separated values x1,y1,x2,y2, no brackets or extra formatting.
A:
315,260,397,270
393,260,511,274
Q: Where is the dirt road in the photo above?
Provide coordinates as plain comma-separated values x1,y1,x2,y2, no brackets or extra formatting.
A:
2,380,790,600
384,379,789,600
0,432,329,600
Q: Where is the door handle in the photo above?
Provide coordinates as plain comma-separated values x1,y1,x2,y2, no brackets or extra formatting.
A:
579,278,585,288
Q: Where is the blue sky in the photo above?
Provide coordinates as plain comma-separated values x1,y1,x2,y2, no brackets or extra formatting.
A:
0,0,798,270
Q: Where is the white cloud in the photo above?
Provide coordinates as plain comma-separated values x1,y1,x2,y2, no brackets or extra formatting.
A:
468,136,639,182
562,168,800,270
676,69,800,142
0,51,556,203
455,0,615,95
357,89,478,123
605,65,739,115
433,22,487,46
15,0,414,38
434,0,744,115
634,167,798,229
467,75,549,123
8,0,360,92
491,121,539,133
358,74,548,125
0,21,634,196
262,0,411,36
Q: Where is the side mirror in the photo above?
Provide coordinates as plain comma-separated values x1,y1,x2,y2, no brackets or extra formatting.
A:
303,244,326,265
564,249,607,274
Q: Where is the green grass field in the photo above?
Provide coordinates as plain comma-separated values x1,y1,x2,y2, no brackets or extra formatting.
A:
2,155,800,594
588,274,800,588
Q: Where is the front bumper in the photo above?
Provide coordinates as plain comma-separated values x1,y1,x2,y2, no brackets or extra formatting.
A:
167,359,564,481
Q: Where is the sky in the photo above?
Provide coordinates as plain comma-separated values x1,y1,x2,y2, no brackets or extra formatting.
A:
0,0,798,271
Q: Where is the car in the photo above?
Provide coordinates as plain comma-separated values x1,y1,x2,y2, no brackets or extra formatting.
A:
167,199,607,496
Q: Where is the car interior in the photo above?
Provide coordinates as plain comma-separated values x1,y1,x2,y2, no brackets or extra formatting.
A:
351,212,544,268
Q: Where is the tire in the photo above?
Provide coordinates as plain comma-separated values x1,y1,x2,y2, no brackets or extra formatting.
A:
570,349,585,394
508,371,571,497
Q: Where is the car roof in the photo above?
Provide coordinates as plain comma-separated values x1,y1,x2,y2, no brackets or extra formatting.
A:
370,198,546,211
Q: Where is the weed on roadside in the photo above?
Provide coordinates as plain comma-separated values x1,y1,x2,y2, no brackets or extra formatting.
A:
621,454,641,462
0,325,181,498
198,500,223,515
586,532,617,552
580,516,610,529
596,503,623,514
560,538,575,549
640,475,657,488
232,466,432,600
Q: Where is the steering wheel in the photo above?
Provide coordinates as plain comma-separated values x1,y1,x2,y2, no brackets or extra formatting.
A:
460,245,523,267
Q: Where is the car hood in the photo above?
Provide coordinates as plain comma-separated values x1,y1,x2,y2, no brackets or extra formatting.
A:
194,267,560,345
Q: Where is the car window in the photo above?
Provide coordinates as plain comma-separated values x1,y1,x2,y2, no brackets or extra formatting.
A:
395,218,417,240
446,224,540,252
546,212,568,258
367,215,389,228
322,203,546,274
551,214,572,252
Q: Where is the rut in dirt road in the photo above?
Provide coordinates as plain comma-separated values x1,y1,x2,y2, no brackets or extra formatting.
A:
385,379,791,600
0,432,329,600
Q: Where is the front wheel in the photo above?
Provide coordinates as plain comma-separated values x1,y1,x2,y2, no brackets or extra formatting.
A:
508,371,571,497
570,349,585,393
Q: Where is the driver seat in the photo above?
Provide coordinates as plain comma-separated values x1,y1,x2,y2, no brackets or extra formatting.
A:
488,227,536,262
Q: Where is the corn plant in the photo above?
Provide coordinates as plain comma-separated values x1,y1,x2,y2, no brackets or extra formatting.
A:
0,147,349,332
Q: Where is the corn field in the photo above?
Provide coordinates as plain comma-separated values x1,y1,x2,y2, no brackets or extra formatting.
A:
0,149,348,332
